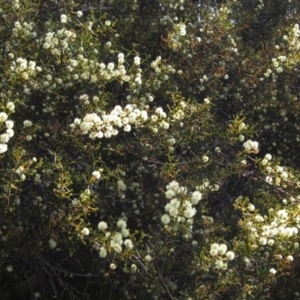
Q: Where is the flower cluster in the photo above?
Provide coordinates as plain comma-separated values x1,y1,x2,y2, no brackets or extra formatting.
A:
283,24,300,52
161,181,203,237
235,196,300,251
10,57,41,80
209,243,235,270
96,218,133,258
260,154,292,187
0,112,14,154
71,104,148,138
150,107,170,132
42,28,77,55
251,208,299,247
12,21,36,38
243,139,259,152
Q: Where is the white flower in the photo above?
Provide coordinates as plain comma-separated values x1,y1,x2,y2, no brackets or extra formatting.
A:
277,209,288,220
179,24,186,36
92,170,101,179
117,179,127,191
110,263,117,270
261,158,268,165
6,102,15,111
255,214,264,222
124,124,131,132
243,139,259,152
276,66,283,73
211,243,219,250
155,107,165,116
161,121,169,129
215,260,224,269
191,191,202,205
118,53,125,63
259,237,267,245
202,155,209,162
226,251,235,260
144,255,152,262
98,221,108,231
124,239,134,249
265,154,272,161
107,62,115,71
239,135,245,142
210,243,219,256
239,122,246,131
166,180,180,192
0,112,8,122
209,248,218,256
6,129,14,137
81,227,90,236
161,214,171,224
23,120,33,127
266,176,273,184
105,20,111,26
117,219,127,229
165,189,175,199
134,56,141,65
131,264,137,272
111,233,123,245
5,120,14,129
269,268,277,275
76,11,83,17
241,159,247,165
121,228,130,237
167,137,176,145
218,244,227,255
61,14,67,23
49,238,57,249
6,265,13,272
135,77,142,85
111,242,122,253
286,255,294,262
244,257,251,267
168,206,178,217
248,204,255,211
278,55,287,62
99,247,107,258
184,206,196,218
0,144,8,154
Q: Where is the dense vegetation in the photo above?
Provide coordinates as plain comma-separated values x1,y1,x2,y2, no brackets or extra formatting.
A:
1,0,300,299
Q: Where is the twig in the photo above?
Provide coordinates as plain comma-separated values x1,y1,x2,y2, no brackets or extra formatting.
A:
39,258,58,298
154,257,178,300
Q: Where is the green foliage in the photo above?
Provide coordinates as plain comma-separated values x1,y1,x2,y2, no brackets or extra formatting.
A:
1,0,300,299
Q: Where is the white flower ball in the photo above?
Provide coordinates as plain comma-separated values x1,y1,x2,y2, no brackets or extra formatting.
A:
98,221,108,231
161,214,171,225
191,191,202,205
226,251,235,260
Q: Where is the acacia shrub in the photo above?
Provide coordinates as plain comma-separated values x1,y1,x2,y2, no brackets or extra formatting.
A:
1,0,300,299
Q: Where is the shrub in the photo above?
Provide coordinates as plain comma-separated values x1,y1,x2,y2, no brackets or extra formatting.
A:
1,0,300,299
